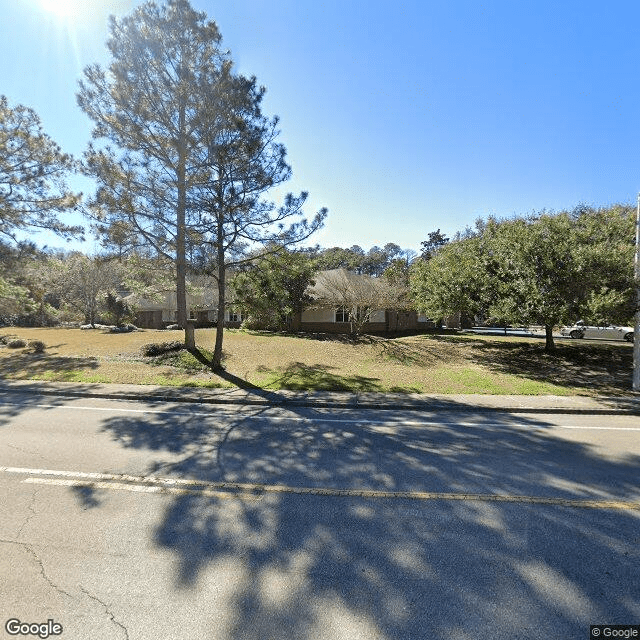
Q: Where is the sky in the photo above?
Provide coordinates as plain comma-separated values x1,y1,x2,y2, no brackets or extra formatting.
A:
1,0,640,255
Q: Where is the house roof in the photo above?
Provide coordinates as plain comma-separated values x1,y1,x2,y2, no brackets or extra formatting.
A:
306,269,400,312
307,269,376,298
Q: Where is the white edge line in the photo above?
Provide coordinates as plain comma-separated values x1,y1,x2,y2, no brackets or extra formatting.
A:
22,477,258,499
4,467,639,509
1,466,299,493
1,466,218,486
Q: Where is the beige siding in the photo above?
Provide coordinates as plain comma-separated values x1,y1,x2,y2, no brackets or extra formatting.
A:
301,308,336,323
302,307,385,323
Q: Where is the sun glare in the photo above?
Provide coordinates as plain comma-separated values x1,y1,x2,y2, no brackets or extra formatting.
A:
40,0,80,18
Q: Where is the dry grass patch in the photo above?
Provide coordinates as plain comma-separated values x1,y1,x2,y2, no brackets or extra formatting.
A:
0,327,632,394
0,327,227,386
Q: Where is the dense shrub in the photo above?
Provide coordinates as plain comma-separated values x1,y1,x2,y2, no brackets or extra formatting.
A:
141,341,184,357
7,338,27,348
28,340,46,353
240,316,277,331
103,293,136,327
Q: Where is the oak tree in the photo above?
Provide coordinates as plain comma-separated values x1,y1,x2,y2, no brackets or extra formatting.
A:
410,205,636,352
231,248,317,331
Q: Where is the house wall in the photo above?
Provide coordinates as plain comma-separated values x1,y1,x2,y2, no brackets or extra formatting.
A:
299,307,389,334
136,310,164,329
135,308,242,329
296,308,434,335
387,310,418,332
301,308,335,323
417,315,436,329
301,308,386,323
136,304,431,334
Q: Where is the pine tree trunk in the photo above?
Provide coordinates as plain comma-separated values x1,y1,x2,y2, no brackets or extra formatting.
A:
212,216,226,370
176,72,188,343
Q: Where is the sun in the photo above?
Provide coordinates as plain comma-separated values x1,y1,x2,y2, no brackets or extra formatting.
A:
40,0,81,18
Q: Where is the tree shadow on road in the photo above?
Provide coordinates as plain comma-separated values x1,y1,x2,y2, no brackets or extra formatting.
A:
94,400,640,639
0,383,84,427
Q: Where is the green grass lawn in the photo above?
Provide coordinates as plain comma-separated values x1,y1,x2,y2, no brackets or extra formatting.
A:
0,327,634,395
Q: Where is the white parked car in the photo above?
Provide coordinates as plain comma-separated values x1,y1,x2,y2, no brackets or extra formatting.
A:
560,321,634,342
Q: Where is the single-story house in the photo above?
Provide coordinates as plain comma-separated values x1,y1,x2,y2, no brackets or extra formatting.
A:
291,269,434,333
128,275,245,329
130,269,459,333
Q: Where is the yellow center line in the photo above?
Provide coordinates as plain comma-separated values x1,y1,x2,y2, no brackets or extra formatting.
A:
4,466,636,511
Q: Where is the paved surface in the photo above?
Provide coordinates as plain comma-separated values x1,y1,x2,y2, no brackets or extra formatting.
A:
0,379,639,414
0,393,639,639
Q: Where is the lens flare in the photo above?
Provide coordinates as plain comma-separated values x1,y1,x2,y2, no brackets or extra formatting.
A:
40,0,80,18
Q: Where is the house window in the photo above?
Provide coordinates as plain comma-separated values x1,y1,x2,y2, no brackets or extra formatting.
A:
335,306,350,323
228,309,244,323
189,309,196,319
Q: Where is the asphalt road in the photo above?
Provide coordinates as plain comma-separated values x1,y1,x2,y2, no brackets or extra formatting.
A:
1,391,639,640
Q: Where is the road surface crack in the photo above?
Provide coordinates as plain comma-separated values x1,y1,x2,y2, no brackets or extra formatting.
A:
0,538,74,600
6,443,52,461
81,586,130,640
16,488,39,539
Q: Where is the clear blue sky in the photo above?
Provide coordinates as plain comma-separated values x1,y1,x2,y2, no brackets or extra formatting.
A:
2,0,639,254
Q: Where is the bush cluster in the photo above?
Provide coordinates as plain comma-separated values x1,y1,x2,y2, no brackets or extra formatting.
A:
28,340,46,353
7,338,27,349
141,341,184,357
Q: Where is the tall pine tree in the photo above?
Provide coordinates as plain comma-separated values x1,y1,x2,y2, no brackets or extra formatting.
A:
79,0,325,359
